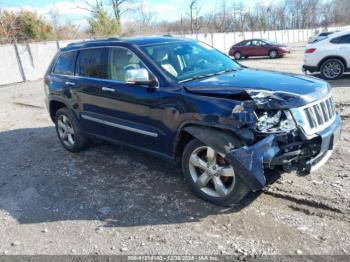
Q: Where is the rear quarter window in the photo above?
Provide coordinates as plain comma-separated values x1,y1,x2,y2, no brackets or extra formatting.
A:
53,51,77,75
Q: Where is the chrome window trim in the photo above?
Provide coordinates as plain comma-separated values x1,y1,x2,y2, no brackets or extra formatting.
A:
50,45,160,88
81,114,158,138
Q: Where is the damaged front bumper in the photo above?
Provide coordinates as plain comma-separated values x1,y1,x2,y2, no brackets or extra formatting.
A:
225,113,341,191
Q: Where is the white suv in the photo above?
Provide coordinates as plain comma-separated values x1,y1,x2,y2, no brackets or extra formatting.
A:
303,30,350,79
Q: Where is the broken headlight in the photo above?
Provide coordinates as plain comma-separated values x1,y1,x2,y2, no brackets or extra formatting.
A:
256,110,297,133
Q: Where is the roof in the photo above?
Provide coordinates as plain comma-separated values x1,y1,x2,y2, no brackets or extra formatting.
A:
329,29,350,38
61,36,191,51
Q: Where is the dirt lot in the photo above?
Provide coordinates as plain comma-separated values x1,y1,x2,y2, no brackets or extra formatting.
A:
0,46,349,256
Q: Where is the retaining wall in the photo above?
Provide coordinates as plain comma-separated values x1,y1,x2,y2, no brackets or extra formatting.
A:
0,26,347,86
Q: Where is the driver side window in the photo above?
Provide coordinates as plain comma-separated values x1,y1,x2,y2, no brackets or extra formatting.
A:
107,47,147,82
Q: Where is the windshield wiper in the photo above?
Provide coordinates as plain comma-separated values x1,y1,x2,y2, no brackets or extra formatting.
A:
180,68,239,83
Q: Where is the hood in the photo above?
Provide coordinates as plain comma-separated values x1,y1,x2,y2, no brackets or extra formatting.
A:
184,68,331,109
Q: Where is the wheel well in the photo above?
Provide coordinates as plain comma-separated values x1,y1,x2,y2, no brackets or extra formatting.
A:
49,100,66,122
318,56,347,70
175,130,194,160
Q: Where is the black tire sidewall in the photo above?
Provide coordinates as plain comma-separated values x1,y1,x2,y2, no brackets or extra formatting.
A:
54,108,86,152
321,59,345,80
182,139,250,206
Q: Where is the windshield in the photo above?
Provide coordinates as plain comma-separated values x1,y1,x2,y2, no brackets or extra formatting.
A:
141,41,241,82
263,39,278,45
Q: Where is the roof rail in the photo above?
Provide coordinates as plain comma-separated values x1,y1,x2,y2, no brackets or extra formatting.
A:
66,37,121,47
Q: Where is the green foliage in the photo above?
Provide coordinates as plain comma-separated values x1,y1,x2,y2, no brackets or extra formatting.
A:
0,10,55,42
88,9,120,37
16,11,55,40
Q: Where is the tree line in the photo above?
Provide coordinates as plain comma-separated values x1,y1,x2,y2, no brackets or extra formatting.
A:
0,0,349,43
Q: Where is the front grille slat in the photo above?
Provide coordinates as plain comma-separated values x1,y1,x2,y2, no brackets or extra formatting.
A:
320,102,329,122
293,95,337,136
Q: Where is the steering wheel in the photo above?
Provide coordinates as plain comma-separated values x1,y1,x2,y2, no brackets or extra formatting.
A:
124,64,139,71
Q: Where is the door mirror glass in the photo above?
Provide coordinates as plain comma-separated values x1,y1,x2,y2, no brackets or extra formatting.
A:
126,68,151,84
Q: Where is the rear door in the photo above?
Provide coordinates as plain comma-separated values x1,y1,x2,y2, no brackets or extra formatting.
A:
240,40,252,56
49,50,78,102
332,34,350,67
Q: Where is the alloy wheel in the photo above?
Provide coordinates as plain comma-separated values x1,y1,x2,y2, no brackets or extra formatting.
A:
57,115,75,147
270,50,277,58
188,146,236,198
234,52,241,60
322,61,342,79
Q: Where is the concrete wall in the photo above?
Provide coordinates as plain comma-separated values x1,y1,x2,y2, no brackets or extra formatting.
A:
183,26,347,53
0,26,348,86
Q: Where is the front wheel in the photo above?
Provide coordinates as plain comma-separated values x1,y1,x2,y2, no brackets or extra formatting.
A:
269,50,278,59
182,139,250,206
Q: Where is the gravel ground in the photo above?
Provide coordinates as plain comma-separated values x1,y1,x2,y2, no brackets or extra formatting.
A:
0,46,349,256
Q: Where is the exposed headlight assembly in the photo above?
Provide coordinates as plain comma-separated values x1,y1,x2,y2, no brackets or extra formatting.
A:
256,110,297,133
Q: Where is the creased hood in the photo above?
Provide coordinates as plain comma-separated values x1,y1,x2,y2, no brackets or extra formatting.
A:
184,69,331,109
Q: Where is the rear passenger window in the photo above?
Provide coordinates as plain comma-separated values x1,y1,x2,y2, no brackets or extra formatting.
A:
331,34,350,44
76,48,107,79
53,51,77,75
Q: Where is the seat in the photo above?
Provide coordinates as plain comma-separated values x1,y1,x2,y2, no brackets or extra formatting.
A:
152,48,178,77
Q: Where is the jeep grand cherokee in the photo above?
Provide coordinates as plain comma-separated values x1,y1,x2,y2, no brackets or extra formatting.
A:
44,37,341,206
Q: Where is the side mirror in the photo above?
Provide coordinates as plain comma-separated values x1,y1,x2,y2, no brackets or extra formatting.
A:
126,68,157,87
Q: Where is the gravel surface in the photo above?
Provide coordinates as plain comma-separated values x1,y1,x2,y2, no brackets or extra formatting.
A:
0,46,349,255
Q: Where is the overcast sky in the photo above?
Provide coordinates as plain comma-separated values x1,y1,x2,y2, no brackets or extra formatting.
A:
1,0,273,27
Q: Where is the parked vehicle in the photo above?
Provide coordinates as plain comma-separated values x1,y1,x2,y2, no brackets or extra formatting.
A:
303,29,350,79
229,39,290,60
45,37,341,206
308,31,338,44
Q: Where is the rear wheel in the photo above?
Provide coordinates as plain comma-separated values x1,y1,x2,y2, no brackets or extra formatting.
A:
55,108,87,152
320,59,345,80
182,139,250,206
234,51,242,60
269,49,278,59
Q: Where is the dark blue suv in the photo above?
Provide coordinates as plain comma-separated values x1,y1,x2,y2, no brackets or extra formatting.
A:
45,36,341,206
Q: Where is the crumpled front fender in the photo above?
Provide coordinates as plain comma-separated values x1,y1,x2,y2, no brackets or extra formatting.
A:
225,135,280,191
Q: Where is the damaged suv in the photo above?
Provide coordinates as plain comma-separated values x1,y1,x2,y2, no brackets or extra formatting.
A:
45,37,341,206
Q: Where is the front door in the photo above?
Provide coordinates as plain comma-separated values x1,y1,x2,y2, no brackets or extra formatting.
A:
75,46,168,154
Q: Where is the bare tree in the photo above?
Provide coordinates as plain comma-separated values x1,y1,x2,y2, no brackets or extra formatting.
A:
47,8,61,35
211,0,233,33
188,0,201,34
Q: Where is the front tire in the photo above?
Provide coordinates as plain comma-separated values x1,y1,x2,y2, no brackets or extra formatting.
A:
182,139,250,206
320,59,345,80
55,108,87,152
269,49,278,59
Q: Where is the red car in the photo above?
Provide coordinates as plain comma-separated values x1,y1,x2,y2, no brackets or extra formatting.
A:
229,39,290,60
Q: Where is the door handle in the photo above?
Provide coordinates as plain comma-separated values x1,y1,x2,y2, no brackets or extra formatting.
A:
65,81,75,86
101,87,115,92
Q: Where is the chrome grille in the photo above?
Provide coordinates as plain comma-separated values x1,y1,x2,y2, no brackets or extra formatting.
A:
291,95,336,136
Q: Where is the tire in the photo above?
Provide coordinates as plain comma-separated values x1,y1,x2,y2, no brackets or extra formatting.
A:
269,49,278,59
182,139,250,206
320,59,345,80
234,51,242,60
55,107,87,152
